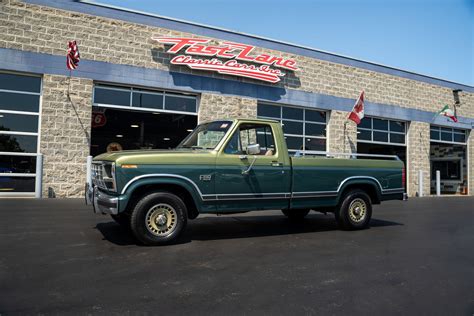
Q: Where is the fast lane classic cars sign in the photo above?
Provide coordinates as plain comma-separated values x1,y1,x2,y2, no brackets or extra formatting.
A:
152,37,298,83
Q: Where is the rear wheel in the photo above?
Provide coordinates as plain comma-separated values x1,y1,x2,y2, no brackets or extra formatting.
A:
336,189,372,230
282,209,310,220
130,192,187,245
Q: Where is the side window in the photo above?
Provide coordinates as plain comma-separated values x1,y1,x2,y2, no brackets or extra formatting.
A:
224,123,276,156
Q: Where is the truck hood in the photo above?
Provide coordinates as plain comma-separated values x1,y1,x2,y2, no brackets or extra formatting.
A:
94,148,215,165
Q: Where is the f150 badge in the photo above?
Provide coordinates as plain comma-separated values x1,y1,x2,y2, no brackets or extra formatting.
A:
199,174,212,181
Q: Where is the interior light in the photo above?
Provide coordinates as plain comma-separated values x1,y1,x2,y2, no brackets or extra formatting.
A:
0,115,3,118
163,137,170,141
116,135,123,138
186,129,193,132
152,112,160,115
131,124,139,128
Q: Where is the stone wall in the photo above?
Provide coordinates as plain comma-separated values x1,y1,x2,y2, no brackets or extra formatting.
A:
406,122,431,197
40,74,92,197
0,0,473,119
327,111,357,155
198,94,257,123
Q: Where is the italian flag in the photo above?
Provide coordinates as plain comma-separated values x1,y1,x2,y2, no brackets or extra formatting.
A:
348,90,365,125
438,105,458,122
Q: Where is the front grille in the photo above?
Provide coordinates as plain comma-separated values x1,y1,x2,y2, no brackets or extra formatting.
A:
91,162,115,191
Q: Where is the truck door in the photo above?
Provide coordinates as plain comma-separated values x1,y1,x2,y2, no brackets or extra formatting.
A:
214,122,291,212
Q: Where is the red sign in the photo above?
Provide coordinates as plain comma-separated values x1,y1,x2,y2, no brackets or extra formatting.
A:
152,37,298,83
92,112,106,128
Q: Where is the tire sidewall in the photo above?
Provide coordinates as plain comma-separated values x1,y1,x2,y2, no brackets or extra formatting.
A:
130,192,187,245
339,190,372,230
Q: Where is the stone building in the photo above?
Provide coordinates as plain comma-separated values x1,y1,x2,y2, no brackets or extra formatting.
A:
0,0,473,198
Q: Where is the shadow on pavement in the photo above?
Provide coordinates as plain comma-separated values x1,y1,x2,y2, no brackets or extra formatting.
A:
95,214,403,246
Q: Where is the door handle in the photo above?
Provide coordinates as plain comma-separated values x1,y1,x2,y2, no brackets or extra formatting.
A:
270,162,283,167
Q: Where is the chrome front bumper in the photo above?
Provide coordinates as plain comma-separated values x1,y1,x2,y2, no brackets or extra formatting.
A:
85,183,118,215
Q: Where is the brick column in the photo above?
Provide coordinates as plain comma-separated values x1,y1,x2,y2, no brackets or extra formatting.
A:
40,75,92,197
198,93,257,123
407,121,431,197
327,110,357,155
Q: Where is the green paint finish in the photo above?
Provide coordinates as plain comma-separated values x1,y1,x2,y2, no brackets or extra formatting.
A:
91,119,404,215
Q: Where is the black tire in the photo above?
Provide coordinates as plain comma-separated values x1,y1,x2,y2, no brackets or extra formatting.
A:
130,192,187,245
336,189,372,230
111,213,130,228
282,209,310,220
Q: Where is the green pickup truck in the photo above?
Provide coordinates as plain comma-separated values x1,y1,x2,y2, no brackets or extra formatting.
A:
86,118,405,245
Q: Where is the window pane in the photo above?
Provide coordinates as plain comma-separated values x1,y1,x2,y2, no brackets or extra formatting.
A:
256,131,276,151
94,87,131,106
0,155,36,173
0,73,41,93
282,120,303,135
282,107,303,120
132,92,163,109
390,121,405,133
305,138,326,151
373,131,388,142
0,92,40,112
257,104,280,118
453,133,465,143
305,110,326,123
0,134,37,152
441,132,452,142
285,136,303,150
373,118,388,131
359,118,371,129
0,176,35,192
441,127,452,132
165,94,196,112
390,133,405,144
358,129,371,141
0,113,38,133
453,129,465,134
305,123,326,137
430,129,440,140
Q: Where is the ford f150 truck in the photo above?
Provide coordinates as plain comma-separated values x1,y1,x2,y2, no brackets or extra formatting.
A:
86,118,405,245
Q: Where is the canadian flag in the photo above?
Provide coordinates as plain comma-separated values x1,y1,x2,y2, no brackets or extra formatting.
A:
348,90,365,125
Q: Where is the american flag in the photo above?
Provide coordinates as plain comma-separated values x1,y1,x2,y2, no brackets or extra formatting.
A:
66,40,80,70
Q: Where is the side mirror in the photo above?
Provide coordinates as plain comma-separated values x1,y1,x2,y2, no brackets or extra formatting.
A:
246,144,260,155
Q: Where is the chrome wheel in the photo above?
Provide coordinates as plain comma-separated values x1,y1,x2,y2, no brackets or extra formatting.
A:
145,203,178,236
348,198,367,223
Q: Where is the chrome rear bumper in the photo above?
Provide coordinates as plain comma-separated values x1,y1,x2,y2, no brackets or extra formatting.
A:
85,183,118,215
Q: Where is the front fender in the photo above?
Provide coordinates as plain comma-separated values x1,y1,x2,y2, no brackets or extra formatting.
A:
118,175,204,213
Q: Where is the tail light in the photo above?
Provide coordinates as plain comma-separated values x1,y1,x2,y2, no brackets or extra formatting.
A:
402,167,406,188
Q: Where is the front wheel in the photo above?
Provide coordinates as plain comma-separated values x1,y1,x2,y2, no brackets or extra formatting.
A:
130,192,187,245
336,189,372,230
282,209,310,220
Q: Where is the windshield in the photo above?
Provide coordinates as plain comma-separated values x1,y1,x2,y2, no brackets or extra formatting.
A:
177,120,233,150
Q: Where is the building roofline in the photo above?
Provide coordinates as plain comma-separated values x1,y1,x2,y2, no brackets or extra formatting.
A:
23,0,474,92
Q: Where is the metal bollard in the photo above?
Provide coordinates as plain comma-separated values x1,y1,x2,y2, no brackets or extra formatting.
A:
35,154,43,198
86,155,93,186
436,170,441,196
418,170,423,197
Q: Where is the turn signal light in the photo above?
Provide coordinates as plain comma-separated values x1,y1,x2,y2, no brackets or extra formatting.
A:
121,164,138,169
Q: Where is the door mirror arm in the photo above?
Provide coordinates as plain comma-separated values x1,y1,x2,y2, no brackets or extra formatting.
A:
241,155,257,175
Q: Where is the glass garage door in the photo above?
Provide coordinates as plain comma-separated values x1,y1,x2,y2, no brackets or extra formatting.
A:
0,72,42,196
257,102,327,155
91,84,198,156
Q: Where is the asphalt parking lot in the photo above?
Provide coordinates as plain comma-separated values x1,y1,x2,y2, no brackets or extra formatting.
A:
0,197,473,315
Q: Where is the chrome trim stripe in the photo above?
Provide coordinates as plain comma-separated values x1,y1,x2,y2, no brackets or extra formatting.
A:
121,173,205,196
121,174,404,201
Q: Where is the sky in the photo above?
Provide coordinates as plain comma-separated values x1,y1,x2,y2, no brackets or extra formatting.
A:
96,0,473,86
